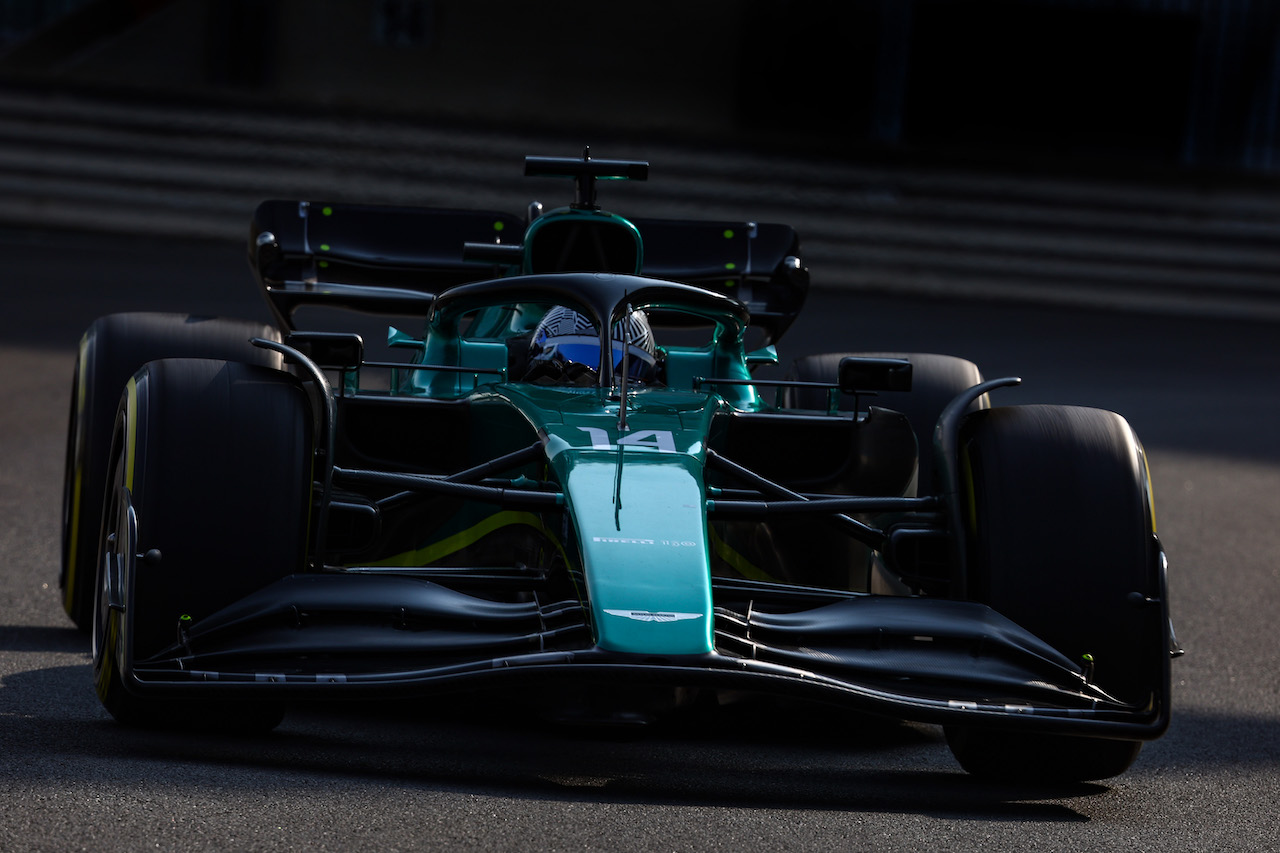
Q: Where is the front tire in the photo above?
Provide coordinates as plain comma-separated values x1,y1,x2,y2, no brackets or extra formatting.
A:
946,405,1168,782
62,313,282,629
93,358,311,731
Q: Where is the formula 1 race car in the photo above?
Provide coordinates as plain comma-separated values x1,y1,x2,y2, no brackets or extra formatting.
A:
60,151,1178,782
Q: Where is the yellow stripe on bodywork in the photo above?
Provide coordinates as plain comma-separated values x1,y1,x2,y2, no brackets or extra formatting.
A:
365,510,562,568
707,525,775,582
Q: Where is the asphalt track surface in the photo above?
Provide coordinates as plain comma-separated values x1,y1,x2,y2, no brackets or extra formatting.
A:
1,227,1278,851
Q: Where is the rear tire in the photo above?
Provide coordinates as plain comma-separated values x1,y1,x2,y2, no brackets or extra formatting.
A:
785,352,986,493
61,313,281,629
93,358,311,732
946,405,1168,782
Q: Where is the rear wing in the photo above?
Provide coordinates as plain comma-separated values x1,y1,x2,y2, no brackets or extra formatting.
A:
249,200,808,342
634,217,807,343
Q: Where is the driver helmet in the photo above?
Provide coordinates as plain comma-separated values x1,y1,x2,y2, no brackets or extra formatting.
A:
525,306,657,384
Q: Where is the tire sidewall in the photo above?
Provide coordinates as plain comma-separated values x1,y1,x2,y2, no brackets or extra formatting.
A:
61,314,282,628
961,404,1165,705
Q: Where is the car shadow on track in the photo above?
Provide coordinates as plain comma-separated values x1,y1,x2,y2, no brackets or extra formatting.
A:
0,659,1111,821
0,624,89,653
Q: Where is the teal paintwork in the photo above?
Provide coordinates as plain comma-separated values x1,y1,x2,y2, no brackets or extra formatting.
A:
502,385,719,655
521,207,644,275
558,451,712,654
363,202,762,657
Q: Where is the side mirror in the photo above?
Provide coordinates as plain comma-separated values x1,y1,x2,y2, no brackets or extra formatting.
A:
286,331,365,369
839,356,912,393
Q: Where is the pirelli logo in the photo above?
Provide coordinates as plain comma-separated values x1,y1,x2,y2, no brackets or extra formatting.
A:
592,537,698,547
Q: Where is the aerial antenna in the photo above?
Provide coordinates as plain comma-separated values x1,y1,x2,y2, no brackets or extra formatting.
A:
578,146,595,209
614,298,632,529
616,301,632,432
613,441,624,530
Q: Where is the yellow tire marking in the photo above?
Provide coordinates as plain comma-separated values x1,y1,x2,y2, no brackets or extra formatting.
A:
125,378,138,493
64,336,90,613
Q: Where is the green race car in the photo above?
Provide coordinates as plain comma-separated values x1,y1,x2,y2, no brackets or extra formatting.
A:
61,151,1178,782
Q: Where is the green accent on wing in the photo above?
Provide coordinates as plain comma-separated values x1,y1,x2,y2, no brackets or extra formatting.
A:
708,525,775,582
365,511,562,567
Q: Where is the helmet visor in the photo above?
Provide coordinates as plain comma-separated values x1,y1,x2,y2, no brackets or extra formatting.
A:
538,340,657,381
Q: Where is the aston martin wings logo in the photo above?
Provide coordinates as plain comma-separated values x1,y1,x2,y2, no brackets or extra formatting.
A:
603,609,703,623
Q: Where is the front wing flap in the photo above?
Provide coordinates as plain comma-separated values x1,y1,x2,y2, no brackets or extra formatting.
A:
118,573,1168,739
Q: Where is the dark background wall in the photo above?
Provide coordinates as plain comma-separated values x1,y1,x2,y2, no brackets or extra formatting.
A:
2,0,1279,175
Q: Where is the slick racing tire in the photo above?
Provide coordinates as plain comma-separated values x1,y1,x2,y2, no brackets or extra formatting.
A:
93,358,311,732
61,313,282,630
784,352,986,494
945,405,1169,782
